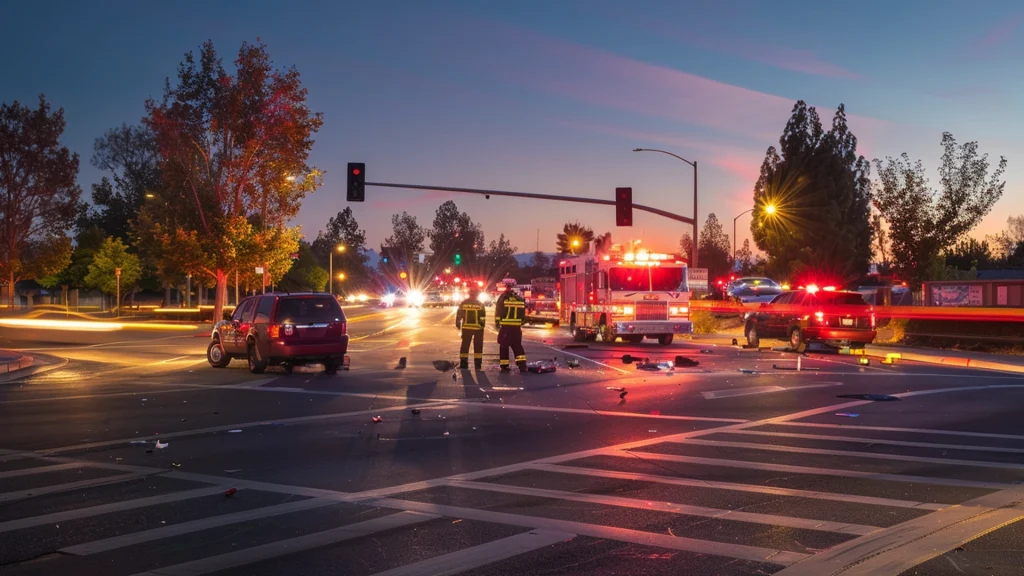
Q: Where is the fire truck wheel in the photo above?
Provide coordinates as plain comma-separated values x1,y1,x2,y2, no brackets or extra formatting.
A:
657,334,674,345
571,324,587,342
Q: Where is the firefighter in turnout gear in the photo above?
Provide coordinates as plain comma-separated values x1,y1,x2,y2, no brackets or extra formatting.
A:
455,289,486,369
494,285,527,372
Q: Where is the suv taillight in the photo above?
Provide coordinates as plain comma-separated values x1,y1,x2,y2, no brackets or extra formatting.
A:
269,325,280,338
340,322,347,335
814,311,825,324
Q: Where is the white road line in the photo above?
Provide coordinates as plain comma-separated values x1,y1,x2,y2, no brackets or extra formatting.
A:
157,355,195,364
529,339,630,374
0,486,230,533
531,464,948,510
773,421,1024,442
774,487,1024,576
38,401,449,455
374,497,809,566
471,402,748,423
447,479,879,536
63,496,337,555
721,429,1024,455
366,529,574,576
128,511,439,576
701,382,843,400
614,451,1015,491
0,473,146,503
0,462,85,479
675,438,1024,471
0,387,223,405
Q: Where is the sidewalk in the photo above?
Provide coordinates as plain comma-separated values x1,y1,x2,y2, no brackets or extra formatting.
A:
690,334,1024,374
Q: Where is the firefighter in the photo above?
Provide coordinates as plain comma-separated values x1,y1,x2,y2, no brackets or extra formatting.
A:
494,285,527,372
455,288,485,369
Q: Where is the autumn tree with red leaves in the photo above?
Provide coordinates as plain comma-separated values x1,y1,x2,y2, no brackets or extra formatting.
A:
141,40,322,320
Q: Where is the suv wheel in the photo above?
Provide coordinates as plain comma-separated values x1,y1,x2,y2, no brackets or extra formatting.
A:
247,342,268,374
207,339,231,368
789,327,806,353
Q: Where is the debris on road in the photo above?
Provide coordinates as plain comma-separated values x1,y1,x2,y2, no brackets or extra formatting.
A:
739,368,756,374
619,390,628,399
835,413,860,418
566,358,580,368
527,360,557,373
155,440,169,449
674,356,700,367
395,357,407,369
837,394,900,402
227,429,242,434
372,415,383,423
171,462,181,469
607,386,625,392
411,409,421,415
731,338,738,346
224,488,237,497
433,360,456,372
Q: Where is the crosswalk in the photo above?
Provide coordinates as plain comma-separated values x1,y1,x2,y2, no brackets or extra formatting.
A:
2,414,1023,576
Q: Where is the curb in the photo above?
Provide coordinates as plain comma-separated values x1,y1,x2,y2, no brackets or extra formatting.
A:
863,345,1024,374
0,353,34,375
0,354,68,383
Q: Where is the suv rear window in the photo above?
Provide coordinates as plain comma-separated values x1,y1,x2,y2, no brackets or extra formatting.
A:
814,292,868,305
275,297,343,324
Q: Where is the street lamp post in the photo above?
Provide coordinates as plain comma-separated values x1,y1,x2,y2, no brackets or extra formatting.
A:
733,204,776,261
329,245,346,295
632,148,698,267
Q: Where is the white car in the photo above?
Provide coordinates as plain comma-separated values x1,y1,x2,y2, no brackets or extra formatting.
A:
728,277,783,304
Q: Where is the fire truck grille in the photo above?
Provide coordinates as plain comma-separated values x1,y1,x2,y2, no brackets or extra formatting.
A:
635,301,667,321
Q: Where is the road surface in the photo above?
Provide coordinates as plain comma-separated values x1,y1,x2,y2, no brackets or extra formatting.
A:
1,305,1022,575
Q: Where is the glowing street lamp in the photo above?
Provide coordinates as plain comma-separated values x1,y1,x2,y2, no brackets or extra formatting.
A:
330,245,347,294
733,204,779,260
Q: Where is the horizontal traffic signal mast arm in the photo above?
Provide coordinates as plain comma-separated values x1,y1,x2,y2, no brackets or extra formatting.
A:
365,181,695,226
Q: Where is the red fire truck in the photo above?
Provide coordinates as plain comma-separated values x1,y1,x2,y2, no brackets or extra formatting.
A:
558,248,691,345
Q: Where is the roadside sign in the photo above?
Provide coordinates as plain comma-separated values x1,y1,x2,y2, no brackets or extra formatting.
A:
688,268,708,282
255,266,264,275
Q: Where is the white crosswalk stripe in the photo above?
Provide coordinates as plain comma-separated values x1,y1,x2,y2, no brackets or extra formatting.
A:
2,413,1023,576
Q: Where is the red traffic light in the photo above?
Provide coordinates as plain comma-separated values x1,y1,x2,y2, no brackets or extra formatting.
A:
352,168,360,175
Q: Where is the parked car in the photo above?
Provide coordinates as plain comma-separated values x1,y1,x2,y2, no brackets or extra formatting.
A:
207,293,349,374
743,287,876,350
727,277,784,304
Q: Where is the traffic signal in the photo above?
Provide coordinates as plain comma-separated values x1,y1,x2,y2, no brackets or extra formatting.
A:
347,162,365,202
453,251,462,266
615,187,633,227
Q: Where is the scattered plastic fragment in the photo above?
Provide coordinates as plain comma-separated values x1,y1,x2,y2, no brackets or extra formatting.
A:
526,360,557,373
621,354,634,364
171,462,181,469
835,413,860,418
837,394,900,402
372,416,383,423
607,386,625,392
566,359,581,368
228,429,242,433
224,488,237,497
433,360,455,372
411,409,421,415
739,368,756,374
155,440,169,449
442,431,450,436
674,356,700,367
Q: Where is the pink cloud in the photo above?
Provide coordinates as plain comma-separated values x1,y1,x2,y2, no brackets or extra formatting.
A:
447,18,889,148
970,11,1024,53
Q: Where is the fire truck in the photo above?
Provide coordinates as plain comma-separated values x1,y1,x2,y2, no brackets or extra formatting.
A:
558,247,691,344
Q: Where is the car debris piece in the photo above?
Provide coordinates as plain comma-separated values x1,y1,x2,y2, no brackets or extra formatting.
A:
526,360,557,373
837,394,900,402
566,358,581,368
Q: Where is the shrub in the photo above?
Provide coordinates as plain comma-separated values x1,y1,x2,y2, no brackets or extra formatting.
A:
691,310,721,334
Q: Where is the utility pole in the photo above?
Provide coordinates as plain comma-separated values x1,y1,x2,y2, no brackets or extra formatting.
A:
115,267,121,318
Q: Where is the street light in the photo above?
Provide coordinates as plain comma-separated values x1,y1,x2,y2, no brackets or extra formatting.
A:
733,204,777,260
337,272,346,281
632,148,698,267
329,245,346,295
571,238,580,255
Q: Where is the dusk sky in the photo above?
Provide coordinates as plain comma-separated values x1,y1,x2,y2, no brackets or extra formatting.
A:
3,0,1022,257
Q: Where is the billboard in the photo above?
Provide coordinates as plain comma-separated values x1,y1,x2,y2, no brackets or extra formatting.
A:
930,284,983,307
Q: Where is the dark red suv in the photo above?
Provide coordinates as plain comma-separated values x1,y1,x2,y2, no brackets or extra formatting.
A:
206,293,349,374
744,287,876,351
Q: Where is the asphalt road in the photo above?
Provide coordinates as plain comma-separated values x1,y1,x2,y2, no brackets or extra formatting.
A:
1,305,1022,575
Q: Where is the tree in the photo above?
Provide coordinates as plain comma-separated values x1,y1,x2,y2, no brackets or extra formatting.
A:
380,212,427,268
943,238,994,271
736,239,754,274
698,213,732,281
78,124,160,241
986,215,1024,261
483,233,518,279
528,251,552,275
0,95,81,304
140,40,323,322
556,222,594,254
85,237,142,304
280,241,329,292
752,101,873,282
871,213,890,265
428,201,484,268
39,225,106,290
311,207,369,285
679,233,694,262
873,132,1006,286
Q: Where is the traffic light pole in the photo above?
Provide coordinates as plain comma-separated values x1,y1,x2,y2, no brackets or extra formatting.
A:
364,182,696,226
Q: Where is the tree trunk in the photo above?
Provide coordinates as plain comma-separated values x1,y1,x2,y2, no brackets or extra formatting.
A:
8,270,14,309
213,269,228,323
164,285,171,307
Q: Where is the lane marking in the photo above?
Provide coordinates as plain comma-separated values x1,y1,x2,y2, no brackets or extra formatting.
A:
0,473,146,503
531,464,948,510
774,487,1024,576
721,429,1024,455
37,401,450,455
0,486,230,533
373,497,809,566
701,382,844,399
774,421,1024,442
0,461,88,479
63,496,337,555
614,451,1015,491
469,402,748,423
127,511,439,576
674,438,1024,471
365,529,575,576
528,338,630,374
447,479,879,536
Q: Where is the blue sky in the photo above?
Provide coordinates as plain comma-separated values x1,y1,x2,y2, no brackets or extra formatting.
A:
2,0,1022,256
